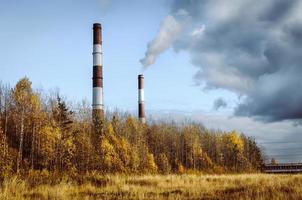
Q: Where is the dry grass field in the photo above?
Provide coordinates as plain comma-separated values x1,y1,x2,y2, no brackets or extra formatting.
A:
1,173,302,199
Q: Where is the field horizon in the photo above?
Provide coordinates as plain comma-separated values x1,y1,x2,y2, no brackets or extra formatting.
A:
1,173,302,199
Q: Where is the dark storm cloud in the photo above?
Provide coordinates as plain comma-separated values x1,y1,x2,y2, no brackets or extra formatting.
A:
234,66,302,122
259,0,296,22
145,0,302,122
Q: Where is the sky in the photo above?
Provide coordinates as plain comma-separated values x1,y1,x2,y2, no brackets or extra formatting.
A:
1,0,302,162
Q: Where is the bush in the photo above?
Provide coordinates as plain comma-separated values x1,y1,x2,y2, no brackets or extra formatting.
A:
157,153,171,174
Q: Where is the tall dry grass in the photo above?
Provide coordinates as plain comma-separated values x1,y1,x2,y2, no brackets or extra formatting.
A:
1,173,302,199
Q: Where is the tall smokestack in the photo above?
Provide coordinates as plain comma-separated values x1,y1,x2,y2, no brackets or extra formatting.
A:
92,23,104,120
138,74,146,123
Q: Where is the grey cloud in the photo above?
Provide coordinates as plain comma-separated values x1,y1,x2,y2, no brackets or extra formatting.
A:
213,98,227,110
259,0,297,22
235,66,302,122
147,0,302,122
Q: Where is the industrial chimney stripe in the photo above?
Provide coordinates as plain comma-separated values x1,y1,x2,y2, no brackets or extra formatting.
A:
138,89,144,102
92,23,104,111
93,45,102,66
138,74,145,123
93,23,102,44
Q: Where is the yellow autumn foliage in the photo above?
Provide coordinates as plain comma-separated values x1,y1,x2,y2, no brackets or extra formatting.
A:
225,131,244,152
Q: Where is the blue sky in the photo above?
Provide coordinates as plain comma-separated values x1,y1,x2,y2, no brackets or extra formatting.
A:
1,0,302,162
0,0,235,112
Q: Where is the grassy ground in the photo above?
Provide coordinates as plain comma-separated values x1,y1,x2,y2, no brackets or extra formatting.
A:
1,174,302,199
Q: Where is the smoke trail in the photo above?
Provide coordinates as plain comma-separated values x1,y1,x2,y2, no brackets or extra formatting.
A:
140,11,189,67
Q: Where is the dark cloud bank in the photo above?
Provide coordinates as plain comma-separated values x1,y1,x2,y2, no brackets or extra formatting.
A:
142,0,302,123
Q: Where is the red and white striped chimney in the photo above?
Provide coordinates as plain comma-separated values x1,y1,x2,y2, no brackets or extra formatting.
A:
92,23,104,116
138,74,145,123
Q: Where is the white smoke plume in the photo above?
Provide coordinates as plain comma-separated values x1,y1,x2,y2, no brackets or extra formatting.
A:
140,11,189,67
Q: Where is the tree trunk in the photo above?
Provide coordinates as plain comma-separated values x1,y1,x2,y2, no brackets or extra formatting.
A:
17,110,24,173
30,123,35,169
4,109,8,156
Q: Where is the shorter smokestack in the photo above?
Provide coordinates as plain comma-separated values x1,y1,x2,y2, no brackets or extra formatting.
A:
138,74,145,123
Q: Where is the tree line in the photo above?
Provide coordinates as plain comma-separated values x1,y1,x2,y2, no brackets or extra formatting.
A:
0,78,264,177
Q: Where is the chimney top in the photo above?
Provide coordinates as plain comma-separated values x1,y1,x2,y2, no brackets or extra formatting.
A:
93,23,101,29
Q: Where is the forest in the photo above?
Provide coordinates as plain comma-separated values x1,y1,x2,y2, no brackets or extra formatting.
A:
0,77,264,179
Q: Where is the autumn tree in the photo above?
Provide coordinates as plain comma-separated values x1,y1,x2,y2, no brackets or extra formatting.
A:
144,153,158,174
157,153,171,174
0,125,12,177
222,131,245,171
52,95,75,172
0,83,11,158
72,103,94,172
11,78,40,172
242,135,264,171
179,126,205,170
0,77,265,175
